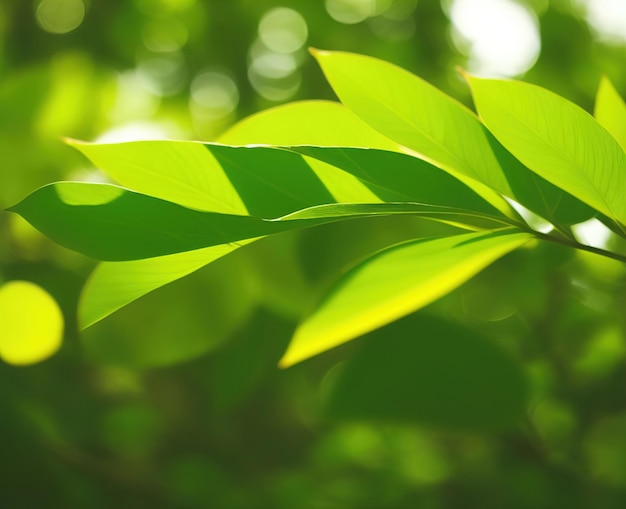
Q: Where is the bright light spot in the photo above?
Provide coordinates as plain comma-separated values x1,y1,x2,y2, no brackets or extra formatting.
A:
248,39,301,102
369,16,415,40
36,0,85,34
447,0,540,77
577,0,626,45
142,18,188,52
325,0,376,24
109,71,161,125
506,198,553,233
259,7,308,54
190,71,239,119
572,218,613,249
137,53,187,96
383,0,418,20
0,281,63,365
250,52,297,79
249,67,301,102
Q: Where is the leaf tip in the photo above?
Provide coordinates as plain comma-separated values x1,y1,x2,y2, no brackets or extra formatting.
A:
309,47,330,60
62,136,88,147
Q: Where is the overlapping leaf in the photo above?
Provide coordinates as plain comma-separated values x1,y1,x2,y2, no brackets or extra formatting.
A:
312,49,593,225
75,102,395,326
10,182,507,261
280,229,532,367
73,100,508,326
594,77,626,151
468,76,626,228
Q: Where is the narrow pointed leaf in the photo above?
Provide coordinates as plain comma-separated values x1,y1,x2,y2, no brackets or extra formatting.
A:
277,202,511,230
313,50,594,225
8,183,307,260
10,182,508,262
594,77,626,151
468,76,626,227
280,229,532,367
326,313,528,431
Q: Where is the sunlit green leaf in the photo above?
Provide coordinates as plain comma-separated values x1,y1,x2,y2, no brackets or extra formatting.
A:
280,229,532,367
219,101,388,204
0,280,63,365
218,100,399,150
277,202,511,230
313,50,594,225
326,313,528,431
11,182,507,262
594,76,626,151
468,76,626,228
288,146,502,216
9,182,281,260
81,252,259,367
68,139,248,214
80,243,253,328
77,102,395,327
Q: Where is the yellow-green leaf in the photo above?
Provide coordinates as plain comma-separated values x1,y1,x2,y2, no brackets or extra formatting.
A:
280,230,532,367
468,76,626,227
595,77,626,151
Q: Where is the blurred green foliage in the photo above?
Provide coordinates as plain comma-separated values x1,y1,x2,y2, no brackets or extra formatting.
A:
1,0,626,507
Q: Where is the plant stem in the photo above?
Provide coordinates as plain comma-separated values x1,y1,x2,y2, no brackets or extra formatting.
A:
530,229,626,264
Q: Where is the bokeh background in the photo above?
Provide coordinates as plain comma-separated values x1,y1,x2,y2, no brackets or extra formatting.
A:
1,0,626,507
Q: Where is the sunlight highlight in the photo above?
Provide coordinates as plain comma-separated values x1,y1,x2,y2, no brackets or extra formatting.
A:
0,281,64,365
446,0,540,77
36,0,85,34
576,0,626,45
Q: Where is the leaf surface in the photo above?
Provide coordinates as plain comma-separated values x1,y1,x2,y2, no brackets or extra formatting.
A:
280,229,531,367
77,102,396,326
313,50,594,225
594,77,626,151
468,76,626,227
80,243,252,328
289,146,501,216
326,313,528,431
10,182,506,262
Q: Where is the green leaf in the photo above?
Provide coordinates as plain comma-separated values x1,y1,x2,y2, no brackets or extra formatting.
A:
277,202,511,230
9,182,279,260
77,101,395,327
325,313,528,432
218,99,399,150
468,76,626,228
205,144,336,217
280,229,532,367
288,146,502,216
67,139,248,214
595,76,626,151
80,244,251,328
10,182,506,262
219,100,390,204
312,50,594,225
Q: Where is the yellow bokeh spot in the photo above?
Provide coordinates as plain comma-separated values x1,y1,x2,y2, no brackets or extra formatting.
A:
0,281,64,365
